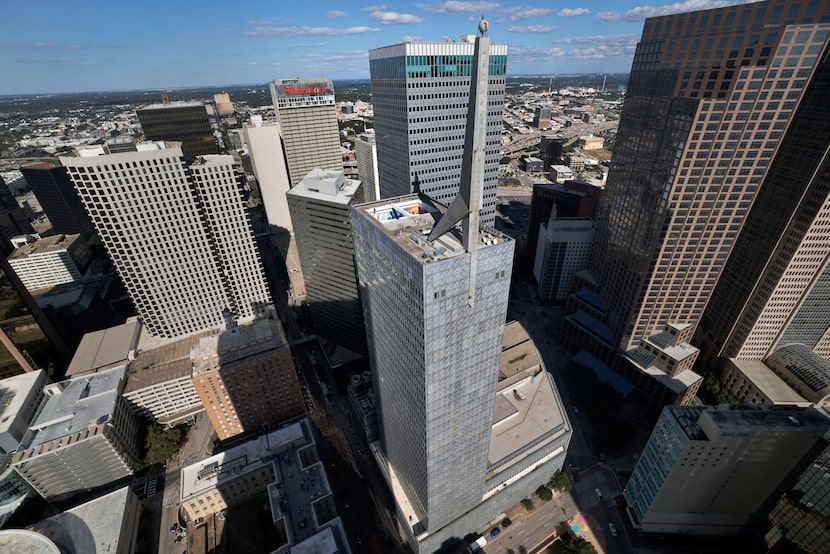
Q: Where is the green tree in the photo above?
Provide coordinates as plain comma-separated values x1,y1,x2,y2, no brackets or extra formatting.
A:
699,370,740,405
549,470,573,494
521,498,535,512
560,534,597,554
138,423,187,469
536,484,553,502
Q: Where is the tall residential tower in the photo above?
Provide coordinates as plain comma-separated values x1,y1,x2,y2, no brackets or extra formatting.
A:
61,143,272,339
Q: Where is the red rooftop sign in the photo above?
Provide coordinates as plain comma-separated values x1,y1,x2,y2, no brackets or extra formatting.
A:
284,86,326,95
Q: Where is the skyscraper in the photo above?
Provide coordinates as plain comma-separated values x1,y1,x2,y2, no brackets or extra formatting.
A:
20,162,95,238
369,35,507,225
60,143,272,339
287,169,365,354
244,115,293,234
269,79,342,185
355,130,380,203
563,1,830,382
136,102,218,158
353,24,570,552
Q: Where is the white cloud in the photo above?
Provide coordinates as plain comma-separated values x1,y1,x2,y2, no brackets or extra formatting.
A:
248,19,271,25
557,8,591,17
508,45,566,64
499,7,555,22
623,0,740,22
327,10,348,18
595,11,622,22
369,11,425,24
415,1,501,14
558,34,639,48
242,26,381,37
507,25,561,33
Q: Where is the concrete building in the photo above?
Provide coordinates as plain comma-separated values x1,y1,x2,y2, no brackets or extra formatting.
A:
0,456,37,528
136,102,218,157
355,130,380,203
60,143,272,339
20,163,95,238
533,215,593,302
522,156,544,173
0,174,33,255
765,344,830,409
539,136,563,171
549,165,573,183
179,418,352,553
8,234,91,292
244,115,293,234
10,366,139,501
24,486,141,554
0,369,49,454
213,93,234,117
269,79,343,185
103,137,138,154
191,320,305,441
287,169,365,354
562,0,830,405
533,106,552,129
721,358,811,407
625,404,830,537
369,34,507,226
578,135,604,150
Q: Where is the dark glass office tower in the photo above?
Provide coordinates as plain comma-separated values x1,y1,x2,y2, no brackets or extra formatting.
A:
136,102,218,157
20,162,95,238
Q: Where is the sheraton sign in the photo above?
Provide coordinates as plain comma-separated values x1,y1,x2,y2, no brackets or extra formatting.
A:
285,87,325,95
272,80,334,98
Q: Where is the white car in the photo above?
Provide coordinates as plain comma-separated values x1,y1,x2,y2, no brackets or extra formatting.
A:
608,523,618,537
595,488,603,500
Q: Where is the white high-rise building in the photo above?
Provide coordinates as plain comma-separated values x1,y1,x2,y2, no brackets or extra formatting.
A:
60,143,272,339
369,35,507,226
244,115,293,234
355,130,380,203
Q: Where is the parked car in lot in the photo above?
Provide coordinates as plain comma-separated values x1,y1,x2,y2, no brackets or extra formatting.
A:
490,527,501,539
501,517,512,529
609,523,618,536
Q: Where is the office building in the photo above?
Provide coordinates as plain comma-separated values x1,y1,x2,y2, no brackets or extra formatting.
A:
354,27,569,552
534,214,593,302
0,175,32,255
0,370,48,454
104,137,138,154
20,163,95,238
136,101,218,157
287,169,366,353
355,129,380,202
191,320,304,441
719,358,811,406
625,404,830,537
7,234,91,292
533,106,552,129
269,79,343,185
60,143,272,339
369,35,507,225
539,136,563,171
562,0,830,398
244,115,293,233
10,366,139,501
213,93,234,117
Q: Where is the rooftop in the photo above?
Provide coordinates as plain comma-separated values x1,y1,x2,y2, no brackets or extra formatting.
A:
355,194,509,264
28,486,136,554
138,101,206,111
727,359,808,404
8,233,83,260
22,366,125,449
288,169,361,206
0,530,59,554
191,320,286,374
0,370,46,435
767,343,830,394
66,319,142,377
670,404,830,441
124,328,215,394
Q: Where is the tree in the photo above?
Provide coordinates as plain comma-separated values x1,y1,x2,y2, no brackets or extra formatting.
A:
549,470,573,494
138,423,187,469
521,498,535,512
560,534,597,554
699,370,740,405
536,484,553,502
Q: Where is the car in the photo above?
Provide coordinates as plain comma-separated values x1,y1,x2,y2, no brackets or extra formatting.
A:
608,523,618,537
595,488,603,500
501,517,512,529
490,527,501,539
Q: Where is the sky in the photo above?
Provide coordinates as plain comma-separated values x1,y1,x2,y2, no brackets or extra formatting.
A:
0,0,753,95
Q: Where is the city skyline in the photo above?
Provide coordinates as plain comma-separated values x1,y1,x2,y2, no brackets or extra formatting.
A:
2,0,756,95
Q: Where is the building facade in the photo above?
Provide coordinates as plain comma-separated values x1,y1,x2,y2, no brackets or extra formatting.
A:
269,79,343,185
244,115,293,234
8,234,91,292
287,169,365,353
136,102,218,158
355,130,380,203
60,143,272,339
577,1,830,361
534,216,593,302
625,404,830,537
20,163,95,238
191,320,304,441
368,37,507,226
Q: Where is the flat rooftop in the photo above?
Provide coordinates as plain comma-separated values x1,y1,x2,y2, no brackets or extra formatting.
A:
0,370,46,434
355,194,509,264
8,234,82,260
28,486,136,554
727,359,808,404
288,169,361,206
66,320,142,377
138,101,205,110
23,366,125,449
191,320,286,374
124,329,215,394
181,421,305,500
670,404,830,441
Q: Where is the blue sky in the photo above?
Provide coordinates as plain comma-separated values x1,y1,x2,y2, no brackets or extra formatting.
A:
0,0,751,94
